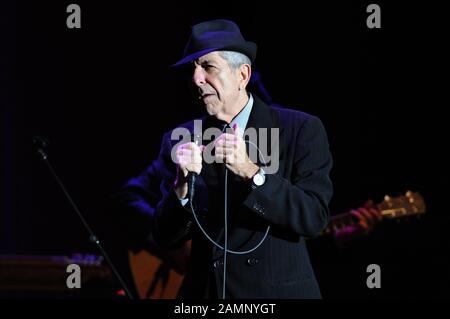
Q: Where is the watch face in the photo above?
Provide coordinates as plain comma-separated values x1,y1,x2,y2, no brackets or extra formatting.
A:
253,173,264,186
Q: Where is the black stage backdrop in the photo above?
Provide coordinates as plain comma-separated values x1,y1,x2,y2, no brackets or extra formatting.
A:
1,1,448,299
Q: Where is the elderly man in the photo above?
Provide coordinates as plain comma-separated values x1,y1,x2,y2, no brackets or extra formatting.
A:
118,19,333,299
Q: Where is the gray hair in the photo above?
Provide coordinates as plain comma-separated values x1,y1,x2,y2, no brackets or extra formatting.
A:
218,51,251,69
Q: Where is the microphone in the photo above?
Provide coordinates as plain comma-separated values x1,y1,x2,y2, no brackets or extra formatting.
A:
187,134,201,202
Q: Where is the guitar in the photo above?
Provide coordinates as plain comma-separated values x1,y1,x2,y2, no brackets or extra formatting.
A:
322,190,426,236
129,190,426,298
128,242,190,299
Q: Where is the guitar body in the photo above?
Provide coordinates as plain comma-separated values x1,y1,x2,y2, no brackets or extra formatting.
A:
128,241,191,299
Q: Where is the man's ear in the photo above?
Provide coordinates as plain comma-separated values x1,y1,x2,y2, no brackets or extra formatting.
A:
239,64,251,90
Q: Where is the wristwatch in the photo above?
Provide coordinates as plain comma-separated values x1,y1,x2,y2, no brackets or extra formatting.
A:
251,167,266,189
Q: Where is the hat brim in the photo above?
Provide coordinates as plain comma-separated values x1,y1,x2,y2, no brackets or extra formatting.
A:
171,42,257,67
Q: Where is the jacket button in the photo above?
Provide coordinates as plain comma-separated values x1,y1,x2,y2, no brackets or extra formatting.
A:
213,259,224,269
246,257,259,266
253,203,265,215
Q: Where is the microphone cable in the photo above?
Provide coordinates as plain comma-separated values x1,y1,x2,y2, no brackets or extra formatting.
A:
188,139,270,299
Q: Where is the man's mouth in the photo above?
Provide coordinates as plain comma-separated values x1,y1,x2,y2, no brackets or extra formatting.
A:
199,93,214,99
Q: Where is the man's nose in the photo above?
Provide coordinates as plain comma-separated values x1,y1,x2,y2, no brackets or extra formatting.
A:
192,68,206,87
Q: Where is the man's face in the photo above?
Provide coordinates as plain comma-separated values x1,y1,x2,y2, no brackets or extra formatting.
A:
191,51,241,117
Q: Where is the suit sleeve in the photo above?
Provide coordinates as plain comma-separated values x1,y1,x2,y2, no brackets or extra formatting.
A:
151,132,193,249
116,132,193,250
243,115,333,237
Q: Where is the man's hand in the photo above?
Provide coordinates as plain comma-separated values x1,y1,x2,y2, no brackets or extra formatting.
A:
348,200,382,234
174,142,204,200
214,124,259,180
334,200,383,246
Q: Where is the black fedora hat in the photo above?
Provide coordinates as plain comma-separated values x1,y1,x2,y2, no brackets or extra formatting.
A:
172,19,257,67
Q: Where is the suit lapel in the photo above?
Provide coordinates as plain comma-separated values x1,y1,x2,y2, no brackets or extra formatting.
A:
244,94,284,167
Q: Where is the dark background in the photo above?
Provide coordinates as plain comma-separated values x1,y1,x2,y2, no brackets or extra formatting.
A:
1,1,448,298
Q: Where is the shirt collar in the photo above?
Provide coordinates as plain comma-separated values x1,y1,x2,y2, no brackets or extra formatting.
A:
229,93,254,137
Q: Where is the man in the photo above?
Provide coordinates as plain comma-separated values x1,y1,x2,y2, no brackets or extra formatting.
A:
118,19,333,298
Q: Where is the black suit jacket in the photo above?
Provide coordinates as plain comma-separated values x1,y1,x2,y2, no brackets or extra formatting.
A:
119,95,333,299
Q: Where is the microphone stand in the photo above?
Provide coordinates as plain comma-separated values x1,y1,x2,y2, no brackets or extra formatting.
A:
33,137,134,299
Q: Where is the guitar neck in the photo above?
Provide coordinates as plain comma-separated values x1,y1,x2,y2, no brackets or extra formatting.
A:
321,191,425,236
322,211,359,235
323,205,395,235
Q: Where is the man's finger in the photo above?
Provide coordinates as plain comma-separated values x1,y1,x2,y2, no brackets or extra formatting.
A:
368,208,383,221
232,123,240,136
221,133,238,141
358,208,374,226
215,138,236,149
215,153,226,163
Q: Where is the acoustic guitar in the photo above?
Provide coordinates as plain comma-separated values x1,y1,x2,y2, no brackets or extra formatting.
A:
323,190,426,236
